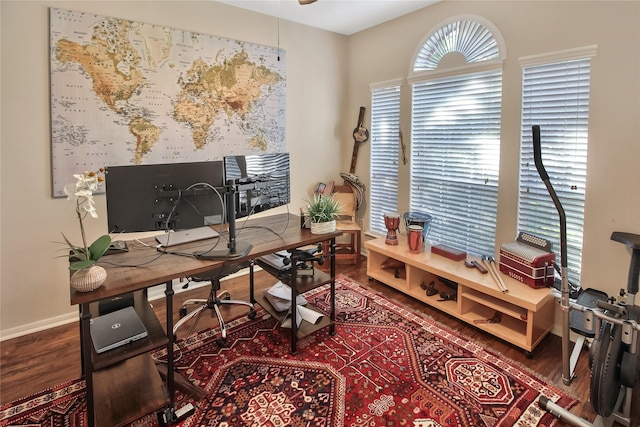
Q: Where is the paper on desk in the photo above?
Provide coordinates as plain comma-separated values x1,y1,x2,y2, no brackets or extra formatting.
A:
264,281,307,312
280,304,324,329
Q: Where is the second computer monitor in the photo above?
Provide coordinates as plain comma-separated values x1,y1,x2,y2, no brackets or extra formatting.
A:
224,152,290,220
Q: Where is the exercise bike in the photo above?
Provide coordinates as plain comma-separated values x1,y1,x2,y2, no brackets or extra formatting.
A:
532,125,640,427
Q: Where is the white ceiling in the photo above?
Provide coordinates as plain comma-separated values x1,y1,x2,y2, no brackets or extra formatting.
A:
214,0,440,36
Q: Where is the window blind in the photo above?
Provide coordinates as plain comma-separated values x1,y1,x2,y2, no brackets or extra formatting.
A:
519,58,591,285
369,85,401,235
413,20,500,72
410,70,502,256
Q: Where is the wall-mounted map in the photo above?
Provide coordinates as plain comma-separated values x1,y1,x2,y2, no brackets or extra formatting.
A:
49,8,286,197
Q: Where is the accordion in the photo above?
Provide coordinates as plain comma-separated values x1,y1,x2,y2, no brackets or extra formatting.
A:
499,232,555,288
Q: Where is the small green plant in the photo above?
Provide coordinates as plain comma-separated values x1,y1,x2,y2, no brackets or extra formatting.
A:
304,193,341,223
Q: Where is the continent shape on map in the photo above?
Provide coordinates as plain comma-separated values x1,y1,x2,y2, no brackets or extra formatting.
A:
55,17,161,165
55,18,146,113
174,51,282,150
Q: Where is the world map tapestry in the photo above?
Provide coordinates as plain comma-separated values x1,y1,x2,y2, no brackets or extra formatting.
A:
49,8,286,197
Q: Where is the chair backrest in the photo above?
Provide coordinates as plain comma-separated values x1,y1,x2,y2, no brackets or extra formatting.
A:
332,191,357,221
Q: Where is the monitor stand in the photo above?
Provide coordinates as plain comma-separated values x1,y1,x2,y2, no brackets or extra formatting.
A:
192,189,253,260
193,241,253,260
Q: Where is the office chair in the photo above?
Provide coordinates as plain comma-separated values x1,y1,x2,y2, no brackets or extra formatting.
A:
323,185,361,265
172,263,256,346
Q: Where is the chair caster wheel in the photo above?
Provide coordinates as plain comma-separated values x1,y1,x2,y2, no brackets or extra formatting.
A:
216,338,227,347
248,309,257,320
179,307,187,317
223,294,231,301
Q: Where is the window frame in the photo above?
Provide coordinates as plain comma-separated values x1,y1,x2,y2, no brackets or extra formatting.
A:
518,46,596,285
406,18,505,256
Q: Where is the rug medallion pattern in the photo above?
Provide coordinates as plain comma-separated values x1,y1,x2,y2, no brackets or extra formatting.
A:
1,275,576,426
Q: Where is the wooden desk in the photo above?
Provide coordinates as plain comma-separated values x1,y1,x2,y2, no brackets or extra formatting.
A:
70,213,340,427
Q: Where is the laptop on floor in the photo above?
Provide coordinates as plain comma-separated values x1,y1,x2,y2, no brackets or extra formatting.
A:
155,226,220,248
90,306,148,354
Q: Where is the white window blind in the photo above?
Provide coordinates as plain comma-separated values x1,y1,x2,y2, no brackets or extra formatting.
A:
410,70,502,256
519,58,591,285
413,20,500,72
369,85,400,234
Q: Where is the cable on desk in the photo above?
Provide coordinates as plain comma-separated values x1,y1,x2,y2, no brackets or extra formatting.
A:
98,246,168,268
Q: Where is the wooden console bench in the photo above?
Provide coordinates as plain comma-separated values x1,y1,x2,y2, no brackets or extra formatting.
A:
365,236,555,355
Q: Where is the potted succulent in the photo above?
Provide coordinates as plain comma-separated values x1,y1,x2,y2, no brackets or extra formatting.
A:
304,193,341,234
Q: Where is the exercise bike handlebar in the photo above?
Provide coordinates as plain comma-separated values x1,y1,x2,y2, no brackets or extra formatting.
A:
533,125,574,388
532,126,549,181
532,125,568,269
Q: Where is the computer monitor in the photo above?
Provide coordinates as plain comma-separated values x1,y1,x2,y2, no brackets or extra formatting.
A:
223,152,290,219
105,155,290,260
105,161,226,234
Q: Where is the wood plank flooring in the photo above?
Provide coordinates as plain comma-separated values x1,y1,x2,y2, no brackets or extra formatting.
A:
1,257,637,426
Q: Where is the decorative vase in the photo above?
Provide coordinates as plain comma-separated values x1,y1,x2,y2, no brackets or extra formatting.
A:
70,265,107,292
310,220,336,234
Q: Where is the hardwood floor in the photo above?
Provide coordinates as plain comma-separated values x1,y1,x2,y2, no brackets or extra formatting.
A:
1,257,637,426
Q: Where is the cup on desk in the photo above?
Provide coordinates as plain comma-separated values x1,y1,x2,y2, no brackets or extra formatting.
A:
407,225,423,254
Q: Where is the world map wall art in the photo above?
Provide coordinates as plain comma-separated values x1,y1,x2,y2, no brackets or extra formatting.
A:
49,8,286,197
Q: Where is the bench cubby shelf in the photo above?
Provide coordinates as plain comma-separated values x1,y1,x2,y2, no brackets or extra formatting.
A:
365,236,555,353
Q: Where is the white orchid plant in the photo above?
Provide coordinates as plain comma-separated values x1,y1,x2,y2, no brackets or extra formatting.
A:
62,169,111,270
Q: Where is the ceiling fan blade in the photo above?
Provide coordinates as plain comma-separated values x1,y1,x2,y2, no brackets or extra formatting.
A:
299,0,317,4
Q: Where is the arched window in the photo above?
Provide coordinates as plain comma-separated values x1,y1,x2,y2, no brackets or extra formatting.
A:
413,19,501,72
408,18,504,256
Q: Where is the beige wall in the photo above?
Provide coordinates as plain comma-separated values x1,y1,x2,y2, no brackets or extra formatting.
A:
0,0,347,337
1,0,639,339
346,1,640,301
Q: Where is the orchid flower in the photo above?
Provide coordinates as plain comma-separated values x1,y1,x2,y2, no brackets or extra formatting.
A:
62,169,111,270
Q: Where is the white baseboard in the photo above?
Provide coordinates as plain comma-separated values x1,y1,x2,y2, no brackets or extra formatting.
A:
0,267,254,342
0,312,80,342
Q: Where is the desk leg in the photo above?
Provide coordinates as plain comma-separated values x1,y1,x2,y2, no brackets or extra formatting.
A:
330,237,336,336
164,281,175,411
249,259,256,304
290,252,298,355
79,303,94,427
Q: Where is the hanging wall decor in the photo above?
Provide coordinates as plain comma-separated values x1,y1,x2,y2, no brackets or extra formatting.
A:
49,8,286,197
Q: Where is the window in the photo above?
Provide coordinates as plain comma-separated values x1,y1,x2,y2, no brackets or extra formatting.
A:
408,19,504,256
369,83,401,235
410,71,502,255
413,20,500,72
519,50,594,285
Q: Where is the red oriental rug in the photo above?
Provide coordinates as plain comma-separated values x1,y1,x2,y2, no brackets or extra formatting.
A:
0,275,577,427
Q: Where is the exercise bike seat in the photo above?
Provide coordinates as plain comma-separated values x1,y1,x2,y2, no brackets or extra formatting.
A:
611,231,640,251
